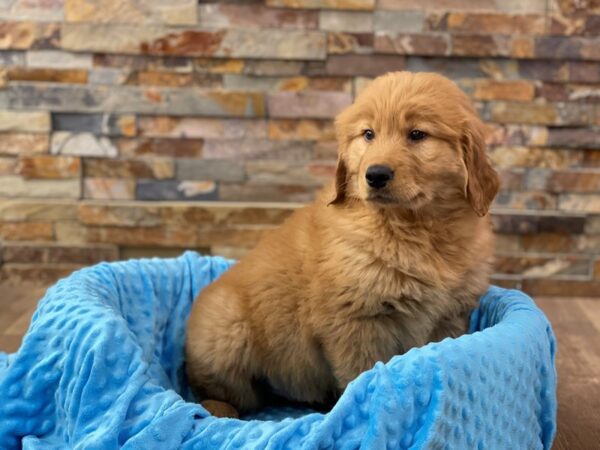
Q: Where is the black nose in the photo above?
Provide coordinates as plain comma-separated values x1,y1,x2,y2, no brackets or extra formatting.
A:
366,165,394,189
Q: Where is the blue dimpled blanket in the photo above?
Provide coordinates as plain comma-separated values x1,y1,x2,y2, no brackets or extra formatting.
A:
0,252,556,449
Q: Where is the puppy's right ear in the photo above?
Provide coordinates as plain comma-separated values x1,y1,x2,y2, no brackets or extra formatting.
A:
328,155,347,206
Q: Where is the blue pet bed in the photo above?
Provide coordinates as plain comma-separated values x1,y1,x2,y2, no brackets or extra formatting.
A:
0,252,556,449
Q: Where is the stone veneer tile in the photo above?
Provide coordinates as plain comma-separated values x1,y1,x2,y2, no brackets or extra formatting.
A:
175,159,246,183
319,11,373,32
1,241,119,264
138,117,268,139
0,111,50,133
136,180,218,201
0,222,54,241
0,133,48,155
62,24,327,60
198,4,318,29
84,158,174,179
266,0,375,10
117,138,204,158
0,0,64,22
7,84,266,117
374,33,449,56
51,132,118,157
0,22,60,50
83,178,136,200
26,50,93,69
267,91,352,119
17,155,81,179
374,10,424,33
65,0,198,25
202,139,314,160
0,175,81,198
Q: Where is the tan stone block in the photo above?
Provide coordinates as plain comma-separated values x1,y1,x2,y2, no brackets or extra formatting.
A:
559,194,600,213
511,36,534,58
83,158,174,179
78,203,162,227
522,279,600,297
495,254,590,277
138,117,267,139
494,191,557,210
1,242,118,264
198,4,318,29
62,24,326,60
521,233,575,253
594,259,600,278
0,222,53,241
0,133,48,156
0,157,17,175
0,68,6,88
0,176,81,198
17,155,81,179
431,12,546,35
452,34,510,57
117,138,203,158
219,182,316,203
208,91,266,117
134,71,195,87
0,199,78,221
489,146,581,169
85,226,198,247
549,171,600,193
26,50,93,69
65,0,198,25
319,10,373,32
54,220,87,244
0,0,64,23
195,58,245,74
267,91,351,119
268,119,335,140
494,235,521,253
374,33,449,56
7,68,88,84
0,22,59,50
157,205,216,227
266,0,374,10
83,178,136,200
308,77,352,92
0,111,50,133
473,80,535,101
489,102,558,125
246,160,335,187
327,32,374,55
0,263,81,285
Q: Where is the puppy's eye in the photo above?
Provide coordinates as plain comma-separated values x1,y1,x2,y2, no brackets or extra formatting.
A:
408,130,427,141
363,129,375,142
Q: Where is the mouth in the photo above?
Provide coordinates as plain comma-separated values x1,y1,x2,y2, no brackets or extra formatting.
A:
367,193,397,204
366,191,426,206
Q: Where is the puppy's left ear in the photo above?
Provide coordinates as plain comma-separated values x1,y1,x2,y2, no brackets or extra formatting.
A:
328,155,348,206
462,119,500,217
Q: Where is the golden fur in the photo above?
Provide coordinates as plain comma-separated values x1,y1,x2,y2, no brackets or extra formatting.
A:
186,72,500,417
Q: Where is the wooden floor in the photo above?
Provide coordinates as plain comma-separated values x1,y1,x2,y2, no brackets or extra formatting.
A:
0,284,598,449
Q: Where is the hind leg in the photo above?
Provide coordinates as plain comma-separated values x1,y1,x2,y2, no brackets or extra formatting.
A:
185,286,261,416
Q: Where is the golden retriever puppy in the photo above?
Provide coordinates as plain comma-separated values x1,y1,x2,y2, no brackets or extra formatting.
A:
186,71,500,418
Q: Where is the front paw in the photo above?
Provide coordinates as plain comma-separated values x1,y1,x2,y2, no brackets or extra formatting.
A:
201,399,240,418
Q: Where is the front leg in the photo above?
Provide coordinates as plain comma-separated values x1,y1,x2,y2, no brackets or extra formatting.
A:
321,317,402,390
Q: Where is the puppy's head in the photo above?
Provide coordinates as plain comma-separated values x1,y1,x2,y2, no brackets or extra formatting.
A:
330,72,499,217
